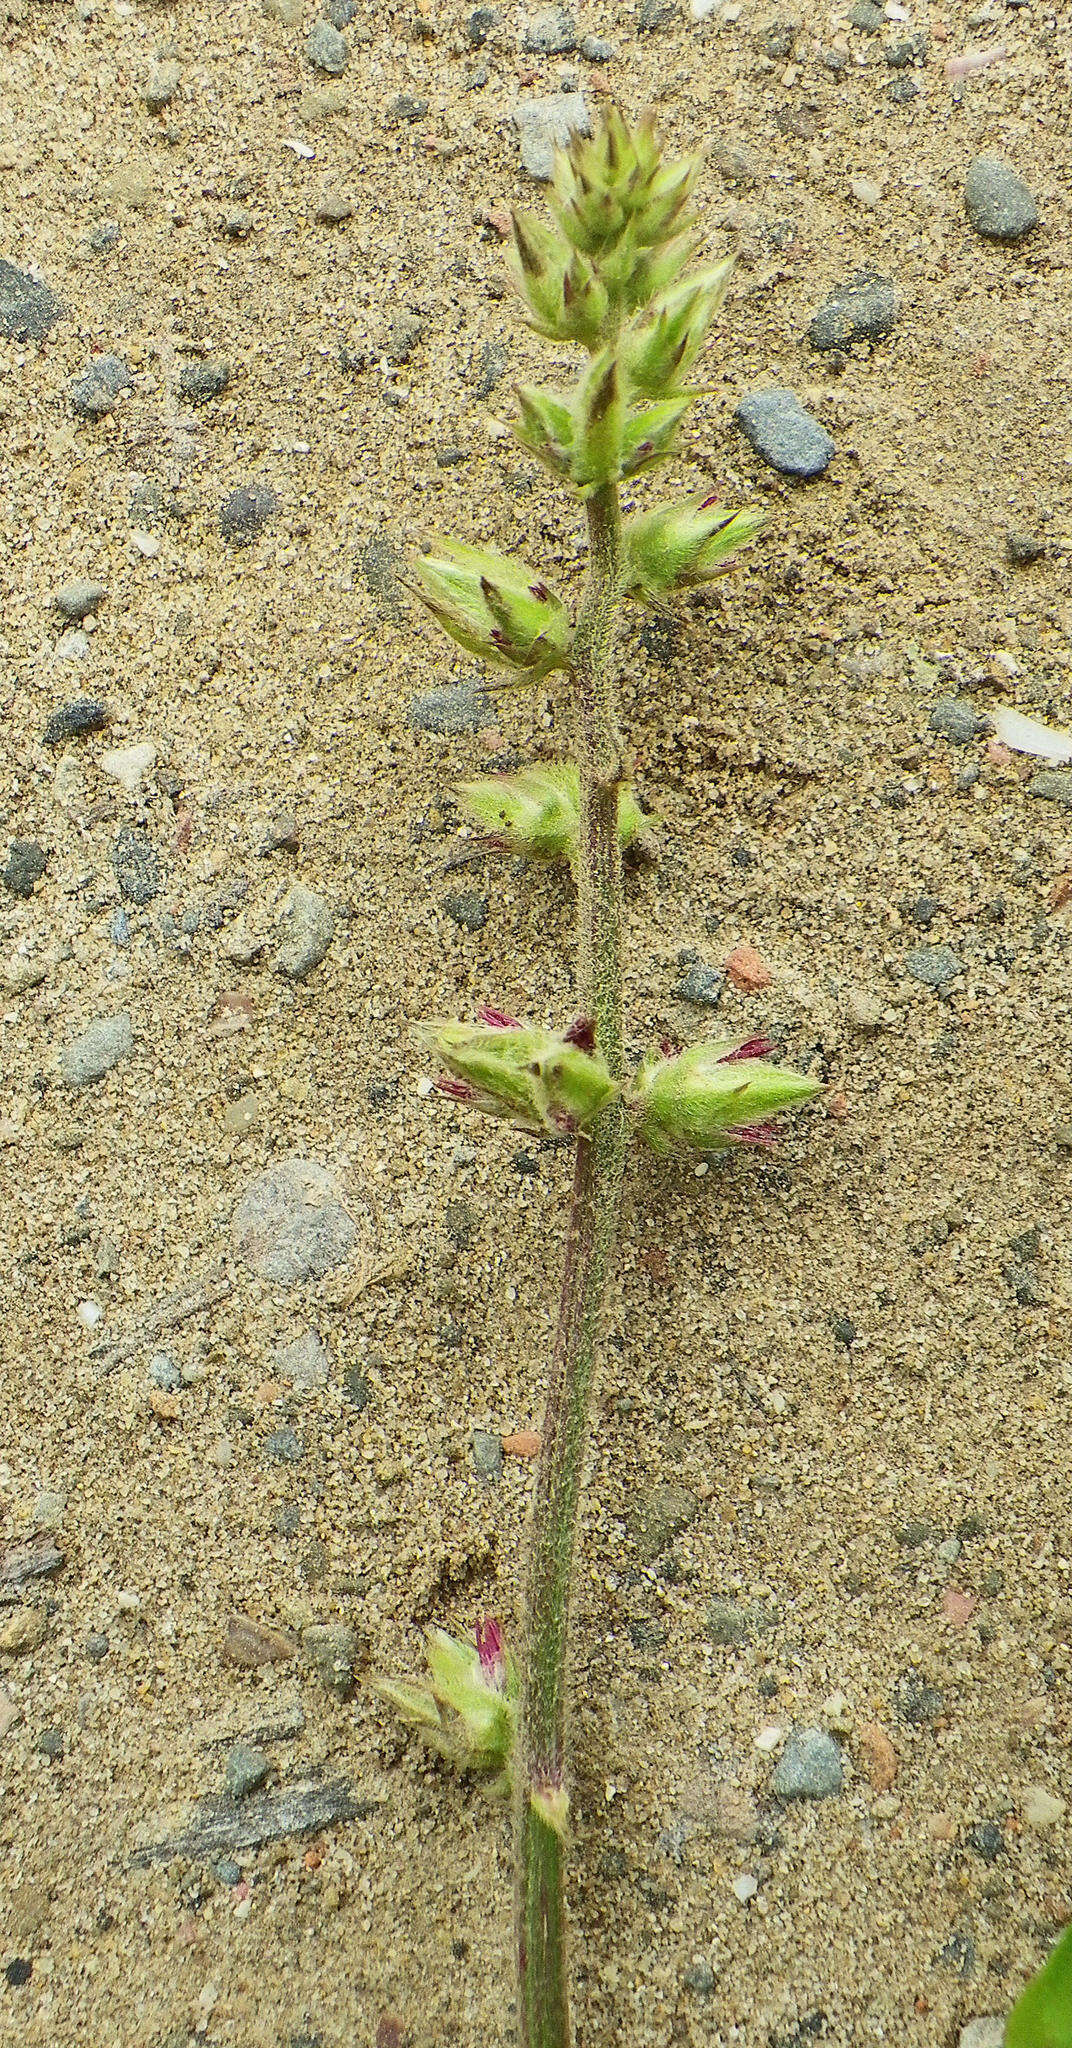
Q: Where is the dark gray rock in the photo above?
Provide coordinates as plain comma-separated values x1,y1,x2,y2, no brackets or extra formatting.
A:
220,482,278,544
513,94,591,180
885,31,926,65
114,827,162,906
232,1158,358,1283
735,388,835,479
892,1670,944,1726
849,0,883,25
965,157,1038,243
444,891,488,931
808,272,898,350
472,1429,504,1481
1006,532,1045,566
266,1428,304,1463
274,884,335,977
87,221,120,255
771,1727,844,1800
1,1536,64,1594
132,1779,373,1865
930,697,986,745
523,7,575,52
306,19,349,71
224,1743,270,1800
678,964,725,1009
322,0,356,22
408,684,495,735
0,259,63,341
1028,770,1072,809
638,0,675,26
178,360,229,403
53,580,105,624
906,944,960,988
472,338,508,398
387,93,429,122
467,6,498,43
85,1633,110,1662
2,840,48,899
303,1622,361,1699
61,1012,133,1087
69,354,132,419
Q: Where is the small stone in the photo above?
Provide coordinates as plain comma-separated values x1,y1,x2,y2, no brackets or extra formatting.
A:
706,1599,752,1646
513,94,591,181
314,189,354,224
808,272,898,350
0,259,63,341
930,697,986,745
274,1330,329,1393
725,942,772,992
61,1012,133,1087
2,1537,64,1590
220,482,278,544
966,1818,1004,1863
472,338,508,398
141,60,182,111
43,699,109,747
638,0,675,25
467,5,498,42
857,1721,898,1791
306,19,349,71
85,1633,110,1663
408,684,494,735
38,1727,64,1760
472,1430,504,1481
631,1481,699,1564
964,157,1038,244
101,742,157,794
2,841,48,900
149,1352,182,1392
444,891,488,932
69,353,132,420
266,1427,304,1464
1005,532,1045,566
387,93,428,122
849,0,884,25
87,221,120,255
735,389,834,479
0,1607,48,1656
1028,770,1072,809
1022,1784,1065,1829
53,580,105,624
343,1367,370,1409
731,1872,759,1903
958,2024,1005,2048
274,884,335,978
32,1492,65,1533
891,1670,944,1726
232,1158,358,1283
846,986,883,1034
222,206,254,239
303,1622,361,1699
223,1613,300,1667
683,1961,717,1997
322,0,356,23
771,1727,844,1800
579,33,616,59
522,7,576,52
114,826,161,905
906,944,960,988
678,964,725,1009
385,310,423,364
224,1743,270,1799
178,360,229,403
885,31,926,66
55,628,90,661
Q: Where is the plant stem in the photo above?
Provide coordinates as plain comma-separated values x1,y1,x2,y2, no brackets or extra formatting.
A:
516,481,628,2048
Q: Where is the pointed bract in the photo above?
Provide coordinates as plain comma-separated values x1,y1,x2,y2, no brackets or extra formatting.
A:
624,494,763,601
632,1038,819,1155
418,1014,618,1136
409,539,572,679
459,763,652,865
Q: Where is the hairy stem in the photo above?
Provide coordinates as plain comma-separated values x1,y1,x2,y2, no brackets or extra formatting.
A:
516,482,628,2048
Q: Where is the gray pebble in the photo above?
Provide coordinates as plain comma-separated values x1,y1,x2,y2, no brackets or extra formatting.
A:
735,388,835,479
965,157,1038,244
678,964,725,1009
906,944,960,988
178,360,229,403
224,1743,270,1799
69,353,132,420
891,1670,944,1725
303,1622,361,1699
149,1352,182,1391
274,884,335,977
87,221,120,255
141,60,182,111
705,1598,752,1646
222,206,253,240
958,2021,1005,2048
220,482,278,544
887,75,919,105
114,827,162,906
849,0,884,24
472,338,508,398
38,1727,64,1760
232,1158,358,1283
1028,769,1072,809
1006,532,1045,566
771,1727,844,1800
314,190,354,224
885,31,926,66
638,0,675,26
322,0,356,22
808,272,898,350
62,1012,133,1087
108,907,130,949
0,258,63,342
523,7,576,53
929,697,986,745
53,580,105,624
385,310,423,364
472,1429,504,1481
682,1961,717,1997
579,33,616,59
56,627,90,661
630,1481,699,1564
2,840,48,900
133,1782,368,1867
467,5,498,42
387,93,429,122
444,891,488,932
85,1633,110,1662
513,93,591,181
408,683,495,735
266,1427,304,1463
274,1329,329,1393
306,19,349,72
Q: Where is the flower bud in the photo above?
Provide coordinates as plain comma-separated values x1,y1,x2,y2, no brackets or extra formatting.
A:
632,1036,819,1155
624,494,763,602
622,258,734,396
374,1619,518,1795
551,109,698,267
619,394,693,479
419,1011,618,1137
409,540,571,679
459,764,652,865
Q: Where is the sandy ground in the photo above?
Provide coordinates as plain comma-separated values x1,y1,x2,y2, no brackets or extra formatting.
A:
1,0,1071,2042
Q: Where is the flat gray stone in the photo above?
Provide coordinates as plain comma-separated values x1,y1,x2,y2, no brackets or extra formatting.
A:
522,7,576,52
274,884,335,978
906,944,960,987
0,258,63,341
62,1012,133,1087
132,1779,373,1865
408,683,495,735
220,482,278,544
53,580,105,623
930,696,986,745
178,360,229,403
965,157,1038,243
273,1329,329,1392
771,1727,844,1800
735,388,835,478
513,93,591,180
114,826,161,906
223,1743,270,1800
303,1622,361,1699
1028,770,1072,809
232,1158,358,1283
808,271,898,350
69,353,132,419
306,19,349,71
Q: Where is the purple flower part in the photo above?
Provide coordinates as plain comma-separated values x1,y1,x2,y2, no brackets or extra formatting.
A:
529,581,551,602
437,1075,475,1102
728,1118,779,1149
699,491,721,511
563,1016,596,1051
477,1006,522,1030
476,1616,506,1689
718,1036,774,1064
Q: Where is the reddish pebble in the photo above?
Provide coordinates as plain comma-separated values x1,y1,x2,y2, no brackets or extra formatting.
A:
725,943,772,993
942,1587,977,1627
857,1721,898,1791
986,738,1013,767
502,1430,541,1459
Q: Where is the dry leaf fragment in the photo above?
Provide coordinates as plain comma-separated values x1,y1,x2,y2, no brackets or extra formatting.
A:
223,1614,300,1668
1048,873,1072,912
724,943,772,993
857,1721,899,1791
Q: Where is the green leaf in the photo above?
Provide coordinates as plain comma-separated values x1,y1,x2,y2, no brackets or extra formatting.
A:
1008,1925,1072,2048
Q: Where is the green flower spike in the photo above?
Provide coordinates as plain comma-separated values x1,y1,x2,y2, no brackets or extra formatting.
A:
459,764,651,867
408,540,572,680
420,1009,618,1137
633,1035,819,1156
624,493,764,604
375,1618,519,1797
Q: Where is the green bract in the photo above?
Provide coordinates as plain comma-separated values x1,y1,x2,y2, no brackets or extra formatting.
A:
374,1625,519,1798
409,540,572,680
459,763,651,866
419,1016,618,1137
633,1039,820,1155
624,495,764,603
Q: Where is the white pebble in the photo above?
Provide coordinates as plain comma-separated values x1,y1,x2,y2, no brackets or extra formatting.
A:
100,741,157,793
76,1298,102,1328
754,1724,783,1752
732,1873,759,1903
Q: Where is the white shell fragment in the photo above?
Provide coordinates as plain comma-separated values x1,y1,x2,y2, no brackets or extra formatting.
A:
989,705,1072,763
